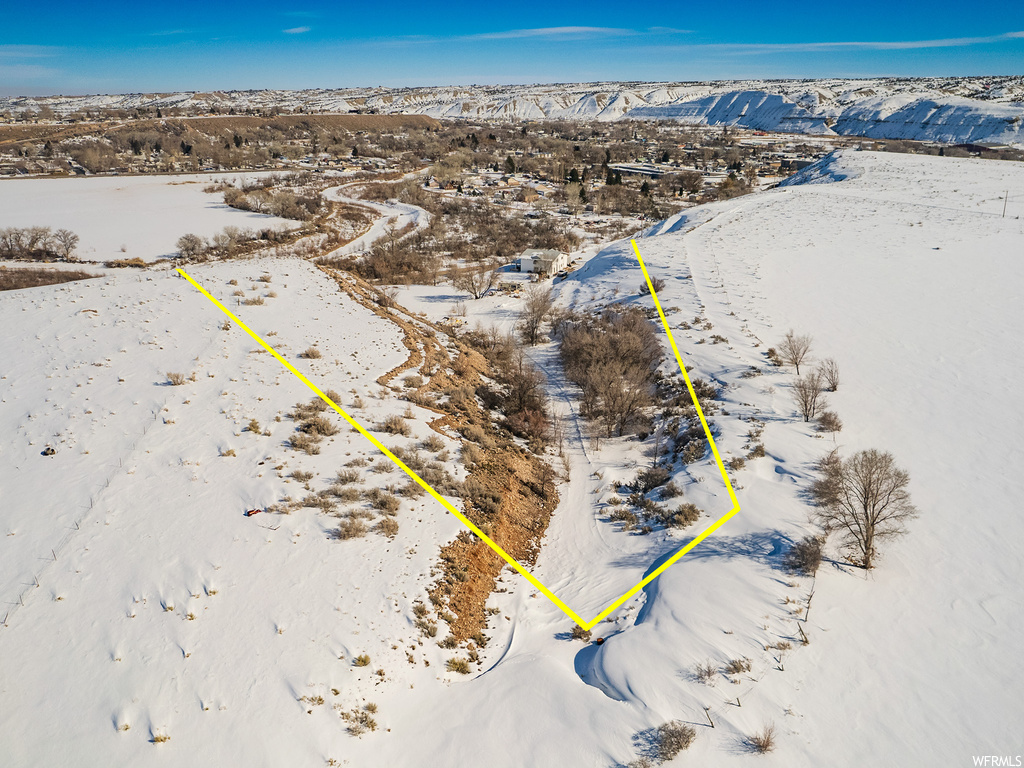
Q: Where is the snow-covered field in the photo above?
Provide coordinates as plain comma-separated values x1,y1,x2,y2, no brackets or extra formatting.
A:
2,150,1022,766
0,173,299,263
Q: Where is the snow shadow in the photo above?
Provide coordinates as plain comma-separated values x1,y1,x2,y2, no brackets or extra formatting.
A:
608,529,796,574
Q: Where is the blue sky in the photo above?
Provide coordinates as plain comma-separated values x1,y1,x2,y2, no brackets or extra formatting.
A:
2,1,1023,96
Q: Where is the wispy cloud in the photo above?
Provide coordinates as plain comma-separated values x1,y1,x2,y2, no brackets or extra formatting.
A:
699,31,1024,54
387,26,686,45
0,64,61,83
463,26,635,41
0,45,59,59
148,29,188,37
283,26,312,35
647,27,692,35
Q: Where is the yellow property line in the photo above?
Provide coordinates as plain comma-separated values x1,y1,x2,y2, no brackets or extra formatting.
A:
177,240,738,631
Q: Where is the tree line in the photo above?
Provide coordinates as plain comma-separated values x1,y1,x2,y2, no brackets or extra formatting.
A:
0,226,79,261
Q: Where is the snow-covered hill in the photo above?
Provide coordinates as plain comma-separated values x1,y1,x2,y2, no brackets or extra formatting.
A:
2,150,1022,765
4,77,1024,146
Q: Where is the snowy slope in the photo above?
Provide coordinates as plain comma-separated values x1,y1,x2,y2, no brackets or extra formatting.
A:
2,152,1022,766
566,149,1024,763
627,90,836,134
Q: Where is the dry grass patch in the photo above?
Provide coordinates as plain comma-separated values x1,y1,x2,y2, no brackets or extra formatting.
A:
0,266,97,291
748,723,777,753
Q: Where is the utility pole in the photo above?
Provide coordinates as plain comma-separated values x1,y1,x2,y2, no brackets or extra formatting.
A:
1003,191,1009,218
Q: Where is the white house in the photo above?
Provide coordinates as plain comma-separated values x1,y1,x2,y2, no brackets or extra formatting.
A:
518,248,568,275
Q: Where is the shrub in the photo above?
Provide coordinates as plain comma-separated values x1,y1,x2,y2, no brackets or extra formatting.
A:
166,372,188,386
353,654,371,667
749,723,776,754
331,486,362,502
421,434,445,452
639,276,666,295
336,469,361,485
289,432,322,455
681,439,706,464
300,346,322,359
460,423,491,446
291,470,314,483
659,481,682,499
633,466,670,494
247,418,261,433
242,296,265,306
292,397,330,419
338,518,367,539
785,535,823,576
340,704,378,735
366,488,401,514
379,415,411,436
415,617,437,637
376,517,399,538
816,410,843,433
446,657,471,674
300,414,339,437
668,503,700,528
657,721,696,761
725,657,752,675
694,659,717,685
570,625,592,642
748,443,766,458
461,443,482,467
463,477,502,516
609,508,638,530
403,374,424,388
105,257,147,268
303,493,337,513
729,456,747,471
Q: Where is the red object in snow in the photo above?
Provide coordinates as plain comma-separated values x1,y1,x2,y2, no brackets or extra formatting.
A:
594,637,605,645
244,509,262,517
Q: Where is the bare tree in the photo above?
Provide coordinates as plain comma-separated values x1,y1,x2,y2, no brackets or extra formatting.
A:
812,449,918,569
779,330,813,374
817,358,840,391
452,263,498,299
518,285,554,345
176,233,205,261
792,372,826,422
53,229,80,261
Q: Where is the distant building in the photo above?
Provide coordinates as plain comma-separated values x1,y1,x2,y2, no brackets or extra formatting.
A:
517,248,568,275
